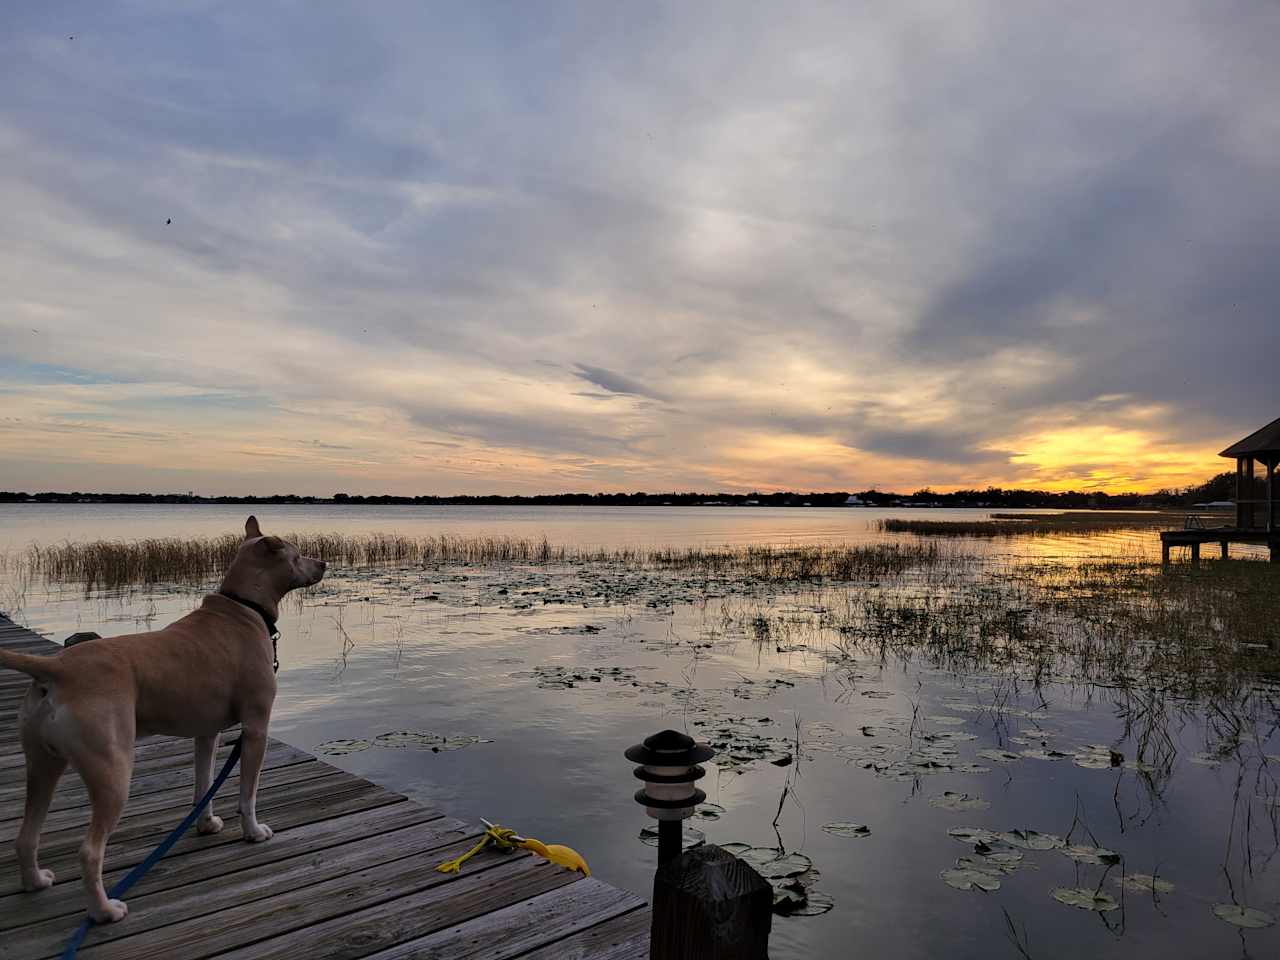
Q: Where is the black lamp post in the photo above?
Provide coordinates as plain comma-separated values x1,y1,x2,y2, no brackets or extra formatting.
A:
626,729,715,866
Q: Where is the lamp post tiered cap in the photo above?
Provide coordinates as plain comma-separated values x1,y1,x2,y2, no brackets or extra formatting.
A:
626,729,716,865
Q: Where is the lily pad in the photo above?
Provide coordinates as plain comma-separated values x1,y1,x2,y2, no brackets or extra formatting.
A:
638,825,705,851
749,851,815,879
977,749,1021,763
775,888,835,916
1114,873,1174,895
1000,830,1065,851
1021,748,1071,761
1052,887,1120,912
822,821,872,838
969,850,1023,873
948,826,1000,846
1061,844,1122,866
929,792,990,812
771,880,807,911
763,860,828,917
941,867,1001,892
1072,753,1113,770
1072,745,1122,769
373,730,493,752
315,738,371,756
1211,904,1275,929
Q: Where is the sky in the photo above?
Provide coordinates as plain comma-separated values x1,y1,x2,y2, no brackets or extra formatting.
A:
1,2,1277,496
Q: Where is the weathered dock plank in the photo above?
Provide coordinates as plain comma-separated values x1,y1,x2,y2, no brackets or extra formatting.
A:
362,880,648,960
519,906,651,960
9,818,475,958
0,803,441,933
0,615,649,959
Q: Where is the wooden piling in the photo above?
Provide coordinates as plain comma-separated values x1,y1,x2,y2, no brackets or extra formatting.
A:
650,844,772,960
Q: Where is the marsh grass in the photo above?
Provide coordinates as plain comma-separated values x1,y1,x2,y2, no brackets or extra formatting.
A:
732,556,1280,698
13,530,1278,702
648,542,944,580
14,533,946,591
880,511,1198,538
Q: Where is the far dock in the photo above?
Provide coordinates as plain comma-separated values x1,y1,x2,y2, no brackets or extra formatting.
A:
1161,416,1279,565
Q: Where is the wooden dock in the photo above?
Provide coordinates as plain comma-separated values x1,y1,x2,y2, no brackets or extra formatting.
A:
0,615,649,959
1159,527,1280,564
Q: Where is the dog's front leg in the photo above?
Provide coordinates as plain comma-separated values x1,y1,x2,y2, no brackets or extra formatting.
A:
193,733,224,834
236,724,272,842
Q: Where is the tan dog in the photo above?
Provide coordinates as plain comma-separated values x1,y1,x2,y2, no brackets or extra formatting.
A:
0,517,325,922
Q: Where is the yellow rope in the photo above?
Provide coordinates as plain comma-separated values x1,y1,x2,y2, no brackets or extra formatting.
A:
435,821,590,876
434,824,520,874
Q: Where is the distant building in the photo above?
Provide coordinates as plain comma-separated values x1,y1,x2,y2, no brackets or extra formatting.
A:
1219,415,1280,532
844,495,868,507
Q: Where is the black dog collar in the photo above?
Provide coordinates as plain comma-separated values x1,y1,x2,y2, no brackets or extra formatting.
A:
218,590,281,673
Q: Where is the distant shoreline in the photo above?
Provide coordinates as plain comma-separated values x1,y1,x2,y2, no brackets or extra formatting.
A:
0,488,1224,510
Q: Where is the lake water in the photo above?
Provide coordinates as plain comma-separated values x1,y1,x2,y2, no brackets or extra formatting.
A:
2,505,1277,958
1,502,1085,551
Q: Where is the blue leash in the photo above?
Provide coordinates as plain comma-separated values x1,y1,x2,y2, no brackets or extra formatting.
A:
61,738,243,959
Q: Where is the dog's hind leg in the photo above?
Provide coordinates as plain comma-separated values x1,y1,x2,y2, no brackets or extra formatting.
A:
237,723,272,842
75,749,133,922
16,743,66,891
193,732,224,834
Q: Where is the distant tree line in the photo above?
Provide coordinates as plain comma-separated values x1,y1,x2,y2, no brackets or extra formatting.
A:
0,472,1236,508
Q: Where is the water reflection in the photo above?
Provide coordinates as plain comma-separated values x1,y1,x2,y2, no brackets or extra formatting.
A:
1,520,1278,958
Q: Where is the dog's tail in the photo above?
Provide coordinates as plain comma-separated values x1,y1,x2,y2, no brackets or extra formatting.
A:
0,648,63,681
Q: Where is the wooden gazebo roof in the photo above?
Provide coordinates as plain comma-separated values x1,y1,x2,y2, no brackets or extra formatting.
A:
1219,415,1280,458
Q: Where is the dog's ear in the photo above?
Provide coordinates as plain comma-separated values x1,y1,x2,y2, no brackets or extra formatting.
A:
245,516,262,540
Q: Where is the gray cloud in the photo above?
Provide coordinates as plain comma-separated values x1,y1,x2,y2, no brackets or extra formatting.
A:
573,365,666,400
849,428,1014,468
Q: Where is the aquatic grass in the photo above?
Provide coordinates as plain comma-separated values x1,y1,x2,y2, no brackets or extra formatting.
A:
647,542,945,581
740,556,1280,700
21,533,588,589
18,533,948,591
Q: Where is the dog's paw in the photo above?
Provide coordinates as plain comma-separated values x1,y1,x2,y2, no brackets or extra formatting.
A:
244,822,273,843
22,868,55,891
197,814,225,835
92,899,129,923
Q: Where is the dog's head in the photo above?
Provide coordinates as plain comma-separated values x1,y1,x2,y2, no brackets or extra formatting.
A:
222,516,327,602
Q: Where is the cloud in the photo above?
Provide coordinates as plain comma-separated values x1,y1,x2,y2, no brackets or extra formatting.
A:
572,364,666,400
0,2,1274,494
